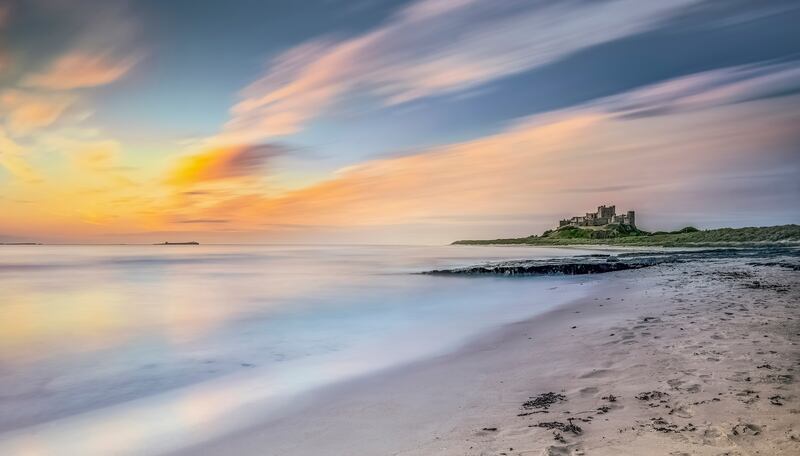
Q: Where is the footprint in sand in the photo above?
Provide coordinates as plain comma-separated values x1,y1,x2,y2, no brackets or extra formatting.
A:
578,369,612,379
667,378,685,389
731,423,762,437
578,386,599,397
685,383,701,393
668,403,694,418
702,426,732,446
541,444,583,456
726,371,751,382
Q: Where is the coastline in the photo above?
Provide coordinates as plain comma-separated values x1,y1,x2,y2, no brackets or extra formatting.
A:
451,224,800,248
182,254,799,455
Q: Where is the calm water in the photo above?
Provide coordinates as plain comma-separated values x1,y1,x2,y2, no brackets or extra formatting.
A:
0,244,601,455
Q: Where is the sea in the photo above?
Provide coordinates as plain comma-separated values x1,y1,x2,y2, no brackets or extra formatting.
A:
0,244,604,455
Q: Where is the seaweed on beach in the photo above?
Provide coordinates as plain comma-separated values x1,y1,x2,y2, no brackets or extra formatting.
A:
646,417,696,433
769,395,785,406
522,392,566,410
534,419,582,435
635,391,670,401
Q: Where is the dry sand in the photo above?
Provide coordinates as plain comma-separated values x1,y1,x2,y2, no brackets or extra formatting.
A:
185,256,799,456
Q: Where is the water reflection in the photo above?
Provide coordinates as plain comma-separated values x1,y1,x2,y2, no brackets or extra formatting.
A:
0,245,598,454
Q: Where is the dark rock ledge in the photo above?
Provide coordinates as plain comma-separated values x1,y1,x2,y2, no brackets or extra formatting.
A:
422,247,800,277
423,255,675,276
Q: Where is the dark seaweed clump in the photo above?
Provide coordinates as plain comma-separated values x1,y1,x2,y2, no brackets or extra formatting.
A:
636,391,670,401
535,419,583,435
522,392,566,410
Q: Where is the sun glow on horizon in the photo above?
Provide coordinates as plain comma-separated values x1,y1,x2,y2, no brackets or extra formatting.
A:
1,1,799,243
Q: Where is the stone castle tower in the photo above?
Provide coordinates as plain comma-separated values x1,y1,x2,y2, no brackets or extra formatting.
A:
558,205,636,228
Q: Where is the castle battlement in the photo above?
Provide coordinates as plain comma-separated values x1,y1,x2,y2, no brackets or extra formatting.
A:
558,205,635,228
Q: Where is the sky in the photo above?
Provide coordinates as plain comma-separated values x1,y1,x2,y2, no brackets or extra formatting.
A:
0,0,799,244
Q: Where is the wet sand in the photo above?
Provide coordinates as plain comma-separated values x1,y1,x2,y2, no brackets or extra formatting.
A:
185,256,799,455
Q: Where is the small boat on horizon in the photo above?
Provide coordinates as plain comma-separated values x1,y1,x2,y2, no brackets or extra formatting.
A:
155,241,200,245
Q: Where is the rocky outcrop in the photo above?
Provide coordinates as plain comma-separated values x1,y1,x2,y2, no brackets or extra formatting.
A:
424,255,676,276
423,247,800,277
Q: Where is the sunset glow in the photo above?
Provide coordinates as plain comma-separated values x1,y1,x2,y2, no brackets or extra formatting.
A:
2,3,800,456
1,0,798,243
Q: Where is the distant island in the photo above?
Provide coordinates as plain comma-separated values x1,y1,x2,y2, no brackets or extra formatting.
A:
155,241,200,245
454,204,800,247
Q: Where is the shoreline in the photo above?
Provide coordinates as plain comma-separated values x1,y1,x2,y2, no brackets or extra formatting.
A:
182,255,799,455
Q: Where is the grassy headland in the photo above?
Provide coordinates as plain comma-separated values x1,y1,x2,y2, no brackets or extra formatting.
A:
453,224,800,247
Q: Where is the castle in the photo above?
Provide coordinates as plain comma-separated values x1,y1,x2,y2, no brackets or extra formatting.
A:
559,205,636,228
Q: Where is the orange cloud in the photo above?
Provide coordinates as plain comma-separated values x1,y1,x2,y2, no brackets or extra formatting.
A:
164,113,605,230
168,144,288,186
0,127,39,182
3,82,798,243
1,89,74,134
158,93,799,243
22,52,140,90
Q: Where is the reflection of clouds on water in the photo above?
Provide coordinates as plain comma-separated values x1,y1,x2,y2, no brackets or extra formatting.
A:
0,245,596,454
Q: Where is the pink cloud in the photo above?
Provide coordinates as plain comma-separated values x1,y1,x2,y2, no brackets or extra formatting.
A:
216,0,698,144
21,1,141,90
164,83,799,242
23,52,140,90
1,89,74,133
602,61,800,118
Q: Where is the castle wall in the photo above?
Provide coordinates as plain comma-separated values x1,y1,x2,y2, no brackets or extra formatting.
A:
627,211,636,227
559,206,635,229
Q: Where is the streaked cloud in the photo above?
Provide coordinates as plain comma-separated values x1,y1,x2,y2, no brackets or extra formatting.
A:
19,0,141,90
603,60,800,118
1,89,75,134
218,0,699,143
0,127,39,182
161,64,800,241
23,52,140,90
67,139,122,171
168,143,289,186
1,1,798,242
33,131,139,191
0,1,140,189
174,219,230,224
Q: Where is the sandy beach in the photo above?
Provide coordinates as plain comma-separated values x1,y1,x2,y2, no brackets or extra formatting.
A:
184,253,800,456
